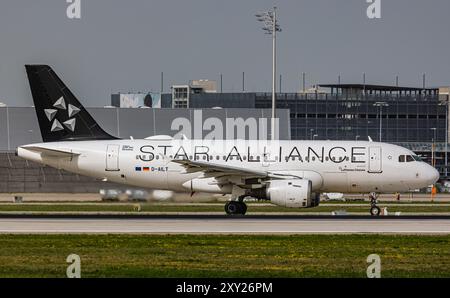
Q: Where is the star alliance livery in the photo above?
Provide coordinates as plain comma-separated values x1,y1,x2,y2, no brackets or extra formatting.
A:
18,65,439,215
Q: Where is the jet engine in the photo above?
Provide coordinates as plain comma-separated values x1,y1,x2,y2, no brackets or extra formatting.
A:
265,179,319,208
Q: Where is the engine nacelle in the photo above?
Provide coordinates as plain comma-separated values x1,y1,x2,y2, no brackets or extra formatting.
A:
266,179,314,208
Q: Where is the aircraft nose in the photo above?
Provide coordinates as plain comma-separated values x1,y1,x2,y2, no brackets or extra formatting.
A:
427,166,440,185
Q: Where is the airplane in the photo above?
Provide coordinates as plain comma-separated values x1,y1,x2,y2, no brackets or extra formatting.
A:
17,65,440,216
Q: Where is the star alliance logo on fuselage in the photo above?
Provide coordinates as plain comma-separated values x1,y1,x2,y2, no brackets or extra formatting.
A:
44,96,80,132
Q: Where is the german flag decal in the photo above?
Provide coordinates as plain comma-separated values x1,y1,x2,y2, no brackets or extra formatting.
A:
143,167,150,171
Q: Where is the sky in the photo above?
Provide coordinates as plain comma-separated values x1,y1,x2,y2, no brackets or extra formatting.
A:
0,0,450,107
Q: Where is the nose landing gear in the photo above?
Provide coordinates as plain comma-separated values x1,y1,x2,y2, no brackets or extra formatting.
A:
369,192,381,216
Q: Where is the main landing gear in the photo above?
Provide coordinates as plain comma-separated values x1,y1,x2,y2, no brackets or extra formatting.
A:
224,196,248,215
369,192,381,216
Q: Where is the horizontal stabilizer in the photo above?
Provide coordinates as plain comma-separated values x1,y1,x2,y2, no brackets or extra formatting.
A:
20,146,80,157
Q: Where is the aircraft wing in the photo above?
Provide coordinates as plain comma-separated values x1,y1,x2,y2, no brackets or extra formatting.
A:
172,159,269,178
20,146,80,158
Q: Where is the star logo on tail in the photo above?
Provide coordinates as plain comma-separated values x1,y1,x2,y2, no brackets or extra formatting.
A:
45,96,80,132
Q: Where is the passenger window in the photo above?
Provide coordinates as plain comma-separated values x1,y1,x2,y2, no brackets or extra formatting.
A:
399,155,405,162
406,155,414,162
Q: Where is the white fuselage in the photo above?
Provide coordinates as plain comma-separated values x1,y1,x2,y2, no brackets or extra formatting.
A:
18,139,439,194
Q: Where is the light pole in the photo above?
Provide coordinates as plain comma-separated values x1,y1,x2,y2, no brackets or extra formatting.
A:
440,97,449,176
431,127,437,167
355,135,360,141
373,102,389,142
256,7,281,140
446,96,449,176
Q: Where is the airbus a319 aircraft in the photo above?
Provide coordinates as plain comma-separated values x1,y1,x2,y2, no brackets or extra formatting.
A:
18,65,439,215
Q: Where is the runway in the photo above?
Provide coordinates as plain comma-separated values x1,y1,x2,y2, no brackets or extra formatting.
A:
1,216,450,234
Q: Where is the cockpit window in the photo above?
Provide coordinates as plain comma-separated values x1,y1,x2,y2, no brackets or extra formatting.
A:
399,154,421,162
412,155,422,162
406,155,414,162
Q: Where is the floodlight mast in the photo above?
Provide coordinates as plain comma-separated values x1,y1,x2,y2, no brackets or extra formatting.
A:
373,101,389,142
256,7,281,141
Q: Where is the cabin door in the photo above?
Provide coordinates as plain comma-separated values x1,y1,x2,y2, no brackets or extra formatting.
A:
106,144,120,171
368,146,382,173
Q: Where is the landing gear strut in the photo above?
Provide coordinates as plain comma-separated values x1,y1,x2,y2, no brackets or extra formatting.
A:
369,192,381,216
225,197,247,215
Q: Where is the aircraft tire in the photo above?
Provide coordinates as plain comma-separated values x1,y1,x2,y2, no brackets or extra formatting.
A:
225,201,247,215
225,201,239,215
239,202,247,215
370,206,381,216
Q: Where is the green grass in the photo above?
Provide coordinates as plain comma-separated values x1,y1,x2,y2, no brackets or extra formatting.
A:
0,203,449,213
0,234,449,277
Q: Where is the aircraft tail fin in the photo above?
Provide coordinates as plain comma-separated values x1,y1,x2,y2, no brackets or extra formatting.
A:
25,65,117,142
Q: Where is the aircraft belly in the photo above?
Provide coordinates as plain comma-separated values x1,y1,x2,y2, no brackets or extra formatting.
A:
347,172,410,193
